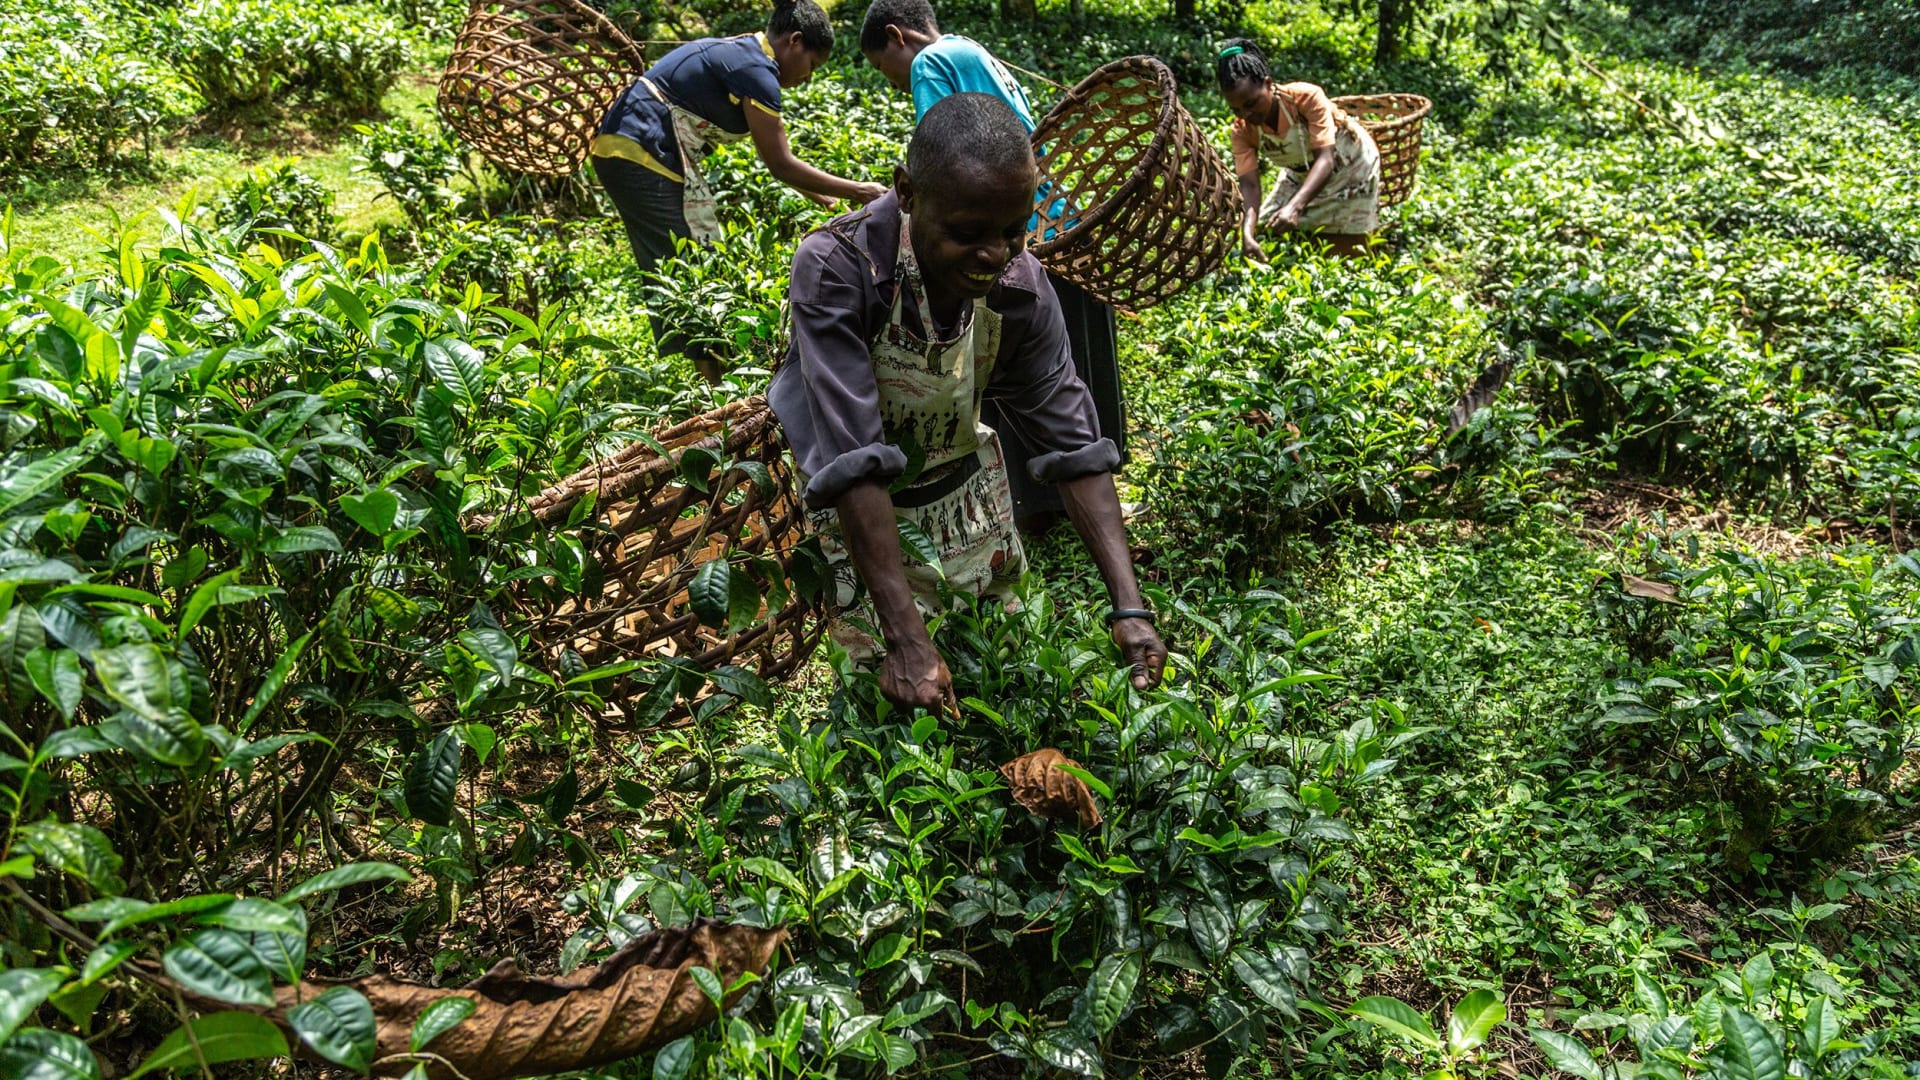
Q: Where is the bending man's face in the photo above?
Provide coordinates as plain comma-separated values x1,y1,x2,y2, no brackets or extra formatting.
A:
900,160,1037,306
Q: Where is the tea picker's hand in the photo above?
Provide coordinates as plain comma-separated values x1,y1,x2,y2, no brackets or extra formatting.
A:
1267,202,1303,232
1112,617,1167,690
1241,231,1269,265
850,181,890,205
880,638,960,717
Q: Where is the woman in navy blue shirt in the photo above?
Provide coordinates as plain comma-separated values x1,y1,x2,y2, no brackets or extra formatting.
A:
593,0,887,380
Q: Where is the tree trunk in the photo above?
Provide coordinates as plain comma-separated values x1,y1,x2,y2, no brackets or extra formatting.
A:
1173,0,1196,18
1375,0,1403,64
1000,0,1036,20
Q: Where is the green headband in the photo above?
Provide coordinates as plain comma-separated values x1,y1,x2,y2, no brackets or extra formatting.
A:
1218,45,1245,58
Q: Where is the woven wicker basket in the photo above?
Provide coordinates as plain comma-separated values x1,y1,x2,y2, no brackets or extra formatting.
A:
1333,93,1433,208
515,398,823,722
1029,56,1241,312
438,0,645,177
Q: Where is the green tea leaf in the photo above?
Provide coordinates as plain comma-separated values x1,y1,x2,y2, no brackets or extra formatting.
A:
22,648,83,721
1085,952,1141,1035
128,1011,288,1077
688,560,730,629
405,728,463,827
339,489,399,536
238,631,311,733
653,1035,696,1080
1187,900,1233,964
1717,1006,1785,1080
1528,1029,1604,1080
0,1028,102,1080
459,627,518,684
162,929,273,1008
288,986,377,1073
410,997,476,1053
17,819,123,893
739,856,807,898
893,516,944,578
1351,996,1440,1050
0,969,66,1044
1229,947,1297,1018
1447,989,1505,1053
423,336,486,409
92,643,204,766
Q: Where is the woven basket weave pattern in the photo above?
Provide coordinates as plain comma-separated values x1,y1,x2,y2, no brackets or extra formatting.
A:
1333,92,1432,208
438,0,644,177
1030,56,1241,312
517,399,822,720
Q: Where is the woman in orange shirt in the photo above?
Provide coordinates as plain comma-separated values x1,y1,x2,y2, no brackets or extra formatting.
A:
1216,39,1381,260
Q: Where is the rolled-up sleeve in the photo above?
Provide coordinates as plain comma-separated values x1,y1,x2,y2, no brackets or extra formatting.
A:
984,262,1121,483
768,236,907,508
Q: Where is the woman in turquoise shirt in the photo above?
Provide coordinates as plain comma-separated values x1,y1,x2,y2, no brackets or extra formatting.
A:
859,0,1125,535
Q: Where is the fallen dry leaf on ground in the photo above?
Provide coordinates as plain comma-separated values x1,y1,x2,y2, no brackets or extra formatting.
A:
273,918,784,1079
1000,748,1102,829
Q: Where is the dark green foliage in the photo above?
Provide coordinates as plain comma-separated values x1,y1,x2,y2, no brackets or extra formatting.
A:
211,161,337,254
0,2,198,181
157,0,407,117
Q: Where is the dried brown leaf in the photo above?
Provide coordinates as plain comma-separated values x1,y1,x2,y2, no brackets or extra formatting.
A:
1000,748,1102,829
1621,574,1680,603
271,918,784,1080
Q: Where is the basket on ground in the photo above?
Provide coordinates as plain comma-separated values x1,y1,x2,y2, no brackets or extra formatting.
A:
1029,56,1241,312
515,398,823,722
1333,93,1432,208
438,0,644,177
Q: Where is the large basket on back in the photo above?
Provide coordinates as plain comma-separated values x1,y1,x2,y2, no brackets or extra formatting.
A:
516,399,823,722
1333,93,1432,208
1030,56,1241,312
438,0,644,176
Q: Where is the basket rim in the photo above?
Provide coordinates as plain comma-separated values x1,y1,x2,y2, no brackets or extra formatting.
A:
1331,92,1434,129
1028,55,1180,261
444,0,648,80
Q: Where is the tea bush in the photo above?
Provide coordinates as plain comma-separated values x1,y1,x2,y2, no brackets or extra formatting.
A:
574,584,1401,1078
354,118,469,229
158,0,406,116
1595,545,1920,878
211,160,338,254
0,3,198,181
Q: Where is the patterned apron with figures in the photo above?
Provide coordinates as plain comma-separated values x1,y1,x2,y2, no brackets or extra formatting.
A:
639,74,747,243
805,214,1029,662
1257,102,1382,235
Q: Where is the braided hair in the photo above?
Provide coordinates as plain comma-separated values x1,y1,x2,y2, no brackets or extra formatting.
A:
1214,37,1271,92
769,0,834,53
860,0,937,54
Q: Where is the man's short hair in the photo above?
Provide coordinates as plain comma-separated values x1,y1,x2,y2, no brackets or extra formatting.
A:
859,0,937,54
907,92,1036,198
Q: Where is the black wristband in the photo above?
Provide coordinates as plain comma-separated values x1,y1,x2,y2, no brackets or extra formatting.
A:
1106,607,1156,626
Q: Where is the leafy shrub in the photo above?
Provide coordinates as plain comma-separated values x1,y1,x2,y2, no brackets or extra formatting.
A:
211,160,337,253
161,0,405,116
1596,548,1920,877
635,224,789,367
0,6,198,180
1532,924,1918,1080
354,117,468,229
437,215,590,313
568,585,1403,1078
1137,262,1562,576
377,0,471,37
1630,0,1920,78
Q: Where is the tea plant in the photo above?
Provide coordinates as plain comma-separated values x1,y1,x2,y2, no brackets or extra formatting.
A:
211,160,337,255
1594,546,1920,878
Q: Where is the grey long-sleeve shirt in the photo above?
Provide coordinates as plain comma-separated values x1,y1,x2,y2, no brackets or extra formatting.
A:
768,191,1120,510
